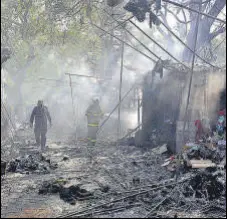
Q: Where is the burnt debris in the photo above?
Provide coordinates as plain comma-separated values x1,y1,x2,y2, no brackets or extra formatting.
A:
124,0,150,22
39,179,93,205
6,153,58,174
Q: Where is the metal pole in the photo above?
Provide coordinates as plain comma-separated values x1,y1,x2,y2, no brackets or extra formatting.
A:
182,2,202,144
91,22,156,63
97,83,136,135
68,74,77,140
137,87,141,126
117,40,124,139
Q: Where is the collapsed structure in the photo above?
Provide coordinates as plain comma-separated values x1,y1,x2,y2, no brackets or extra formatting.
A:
1,0,226,218
134,64,226,153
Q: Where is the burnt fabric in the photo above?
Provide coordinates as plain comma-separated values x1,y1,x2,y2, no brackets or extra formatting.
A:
30,106,51,149
86,102,103,145
195,119,203,142
124,0,150,22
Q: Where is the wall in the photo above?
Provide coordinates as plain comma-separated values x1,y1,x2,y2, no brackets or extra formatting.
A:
141,69,185,152
176,68,226,152
140,67,226,153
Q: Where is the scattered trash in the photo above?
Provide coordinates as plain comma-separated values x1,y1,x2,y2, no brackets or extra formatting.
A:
190,160,216,168
152,143,168,154
218,140,226,146
161,160,171,167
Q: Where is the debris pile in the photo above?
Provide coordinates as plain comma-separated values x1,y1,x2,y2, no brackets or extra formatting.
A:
58,112,226,218
58,171,225,218
39,179,93,205
183,171,225,200
6,153,58,174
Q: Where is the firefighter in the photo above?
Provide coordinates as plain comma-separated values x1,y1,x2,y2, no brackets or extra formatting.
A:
85,98,103,146
30,100,52,151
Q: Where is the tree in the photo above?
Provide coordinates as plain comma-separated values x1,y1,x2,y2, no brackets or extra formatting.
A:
1,0,106,116
181,0,226,62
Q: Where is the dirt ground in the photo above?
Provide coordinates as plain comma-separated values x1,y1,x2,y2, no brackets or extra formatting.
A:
1,128,225,218
1,128,174,218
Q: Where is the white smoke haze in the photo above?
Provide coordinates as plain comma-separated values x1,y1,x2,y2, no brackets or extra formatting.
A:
3,8,225,144
2,21,175,142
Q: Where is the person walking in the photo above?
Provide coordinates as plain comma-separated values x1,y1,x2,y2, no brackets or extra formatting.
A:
30,100,51,151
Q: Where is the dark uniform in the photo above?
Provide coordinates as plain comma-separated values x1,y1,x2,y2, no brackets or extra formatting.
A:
86,100,103,146
30,101,51,151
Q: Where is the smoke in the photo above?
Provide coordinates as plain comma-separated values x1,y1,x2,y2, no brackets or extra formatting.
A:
5,11,226,144
3,17,176,142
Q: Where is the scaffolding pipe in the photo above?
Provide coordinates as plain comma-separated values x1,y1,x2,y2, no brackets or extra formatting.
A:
91,22,157,63
158,19,220,69
137,87,141,126
129,20,189,70
117,40,124,139
97,83,137,135
94,5,160,60
66,73,77,140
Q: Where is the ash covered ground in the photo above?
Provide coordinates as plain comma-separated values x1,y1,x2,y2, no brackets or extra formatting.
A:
1,128,226,218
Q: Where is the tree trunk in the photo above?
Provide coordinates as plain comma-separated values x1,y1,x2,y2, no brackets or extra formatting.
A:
182,0,225,63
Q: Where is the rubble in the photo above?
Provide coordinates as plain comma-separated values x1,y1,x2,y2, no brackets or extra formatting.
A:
6,153,58,174
39,179,93,205
183,171,225,200
1,108,226,218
